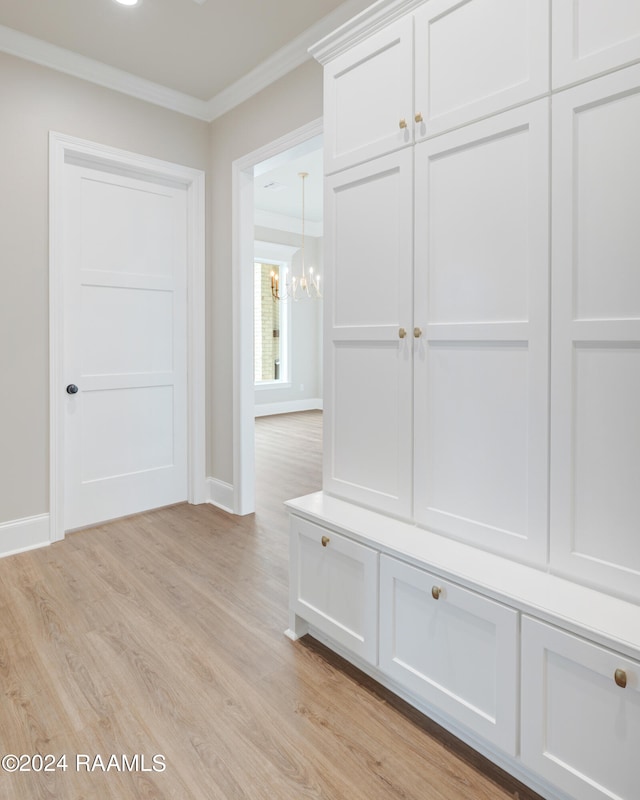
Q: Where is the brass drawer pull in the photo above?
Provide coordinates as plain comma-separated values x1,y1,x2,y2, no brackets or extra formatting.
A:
399,118,408,129
431,586,442,600
415,112,424,123
414,327,422,338
321,535,330,547
615,669,627,688
398,327,407,339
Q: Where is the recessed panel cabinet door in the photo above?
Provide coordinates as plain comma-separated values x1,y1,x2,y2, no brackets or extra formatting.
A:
379,555,518,754
414,0,548,139
550,65,640,600
521,617,640,800
323,15,414,174
552,0,640,89
289,517,378,664
413,100,550,564
324,149,413,518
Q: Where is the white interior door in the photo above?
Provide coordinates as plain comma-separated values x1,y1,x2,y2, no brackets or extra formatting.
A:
62,162,188,531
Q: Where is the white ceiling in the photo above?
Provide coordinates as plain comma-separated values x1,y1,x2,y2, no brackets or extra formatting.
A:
255,141,324,232
0,0,374,115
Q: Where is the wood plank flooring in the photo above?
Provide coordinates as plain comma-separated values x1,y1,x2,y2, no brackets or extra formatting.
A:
0,411,543,799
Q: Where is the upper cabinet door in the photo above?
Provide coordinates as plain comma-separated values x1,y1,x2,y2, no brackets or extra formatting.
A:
553,0,640,89
414,0,549,139
550,64,640,600
323,16,414,174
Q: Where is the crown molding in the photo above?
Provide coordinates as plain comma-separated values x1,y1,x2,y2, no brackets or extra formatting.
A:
255,209,323,238
0,24,211,120
0,0,375,123
204,0,373,121
309,0,425,65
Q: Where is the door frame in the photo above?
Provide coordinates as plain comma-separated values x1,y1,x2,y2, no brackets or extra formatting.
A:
231,118,322,515
49,131,206,540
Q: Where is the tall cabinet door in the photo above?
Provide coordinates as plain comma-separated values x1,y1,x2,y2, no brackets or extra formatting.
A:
413,100,550,564
324,149,414,518
550,65,640,599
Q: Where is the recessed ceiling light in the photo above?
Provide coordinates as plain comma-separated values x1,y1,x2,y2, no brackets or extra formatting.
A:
114,0,140,6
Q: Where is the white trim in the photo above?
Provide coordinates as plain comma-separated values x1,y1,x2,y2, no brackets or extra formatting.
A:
255,209,323,237
49,132,206,541
255,399,323,417
232,118,323,515
309,0,425,65
0,24,210,120
0,0,371,122
206,478,235,514
203,0,373,120
0,514,50,559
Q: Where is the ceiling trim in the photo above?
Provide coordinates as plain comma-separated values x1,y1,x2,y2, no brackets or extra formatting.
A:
309,0,425,64
204,0,368,121
255,209,323,238
0,24,211,120
0,0,370,124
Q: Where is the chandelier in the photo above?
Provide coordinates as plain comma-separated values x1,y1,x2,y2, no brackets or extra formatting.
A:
271,171,322,301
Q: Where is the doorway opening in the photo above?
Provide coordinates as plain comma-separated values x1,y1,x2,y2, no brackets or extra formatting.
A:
232,119,323,515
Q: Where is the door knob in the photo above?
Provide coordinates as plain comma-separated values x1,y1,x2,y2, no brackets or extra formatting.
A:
66,384,79,394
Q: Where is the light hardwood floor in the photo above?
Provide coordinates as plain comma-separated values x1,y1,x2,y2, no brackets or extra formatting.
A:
0,411,542,799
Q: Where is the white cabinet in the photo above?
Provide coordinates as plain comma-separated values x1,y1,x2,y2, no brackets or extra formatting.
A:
552,0,640,89
320,0,549,174
414,0,549,138
323,16,414,174
325,95,551,563
413,100,549,563
379,555,518,754
550,64,640,599
521,616,640,800
323,148,414,518
289,516,378,664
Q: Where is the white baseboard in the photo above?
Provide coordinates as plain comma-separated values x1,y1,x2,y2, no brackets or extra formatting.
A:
0,514,50,559
255,398,323,417
206,478,235,514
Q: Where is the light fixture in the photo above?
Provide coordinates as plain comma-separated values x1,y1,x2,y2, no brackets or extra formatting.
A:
274,172,321,301
113,0,140,6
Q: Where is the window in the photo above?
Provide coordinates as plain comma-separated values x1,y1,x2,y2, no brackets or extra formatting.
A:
254,260,289,384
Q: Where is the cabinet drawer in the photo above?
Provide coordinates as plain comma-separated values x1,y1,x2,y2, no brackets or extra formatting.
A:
379,555,518,754
289,517,378,664
521,617,640,800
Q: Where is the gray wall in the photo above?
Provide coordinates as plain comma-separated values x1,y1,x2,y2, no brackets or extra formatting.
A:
0,51,209,525
0,49,322,524
208,59,323,483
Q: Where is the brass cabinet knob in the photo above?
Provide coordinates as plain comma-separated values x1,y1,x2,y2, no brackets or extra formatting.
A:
415,112,424,123
615,668,627,688
321,535,330,547
431,586,442,600
399,118,408,129
414,327,423,338
398,327,407,339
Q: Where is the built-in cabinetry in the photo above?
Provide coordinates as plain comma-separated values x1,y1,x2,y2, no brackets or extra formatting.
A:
288,494,640,800
289,2,640,799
